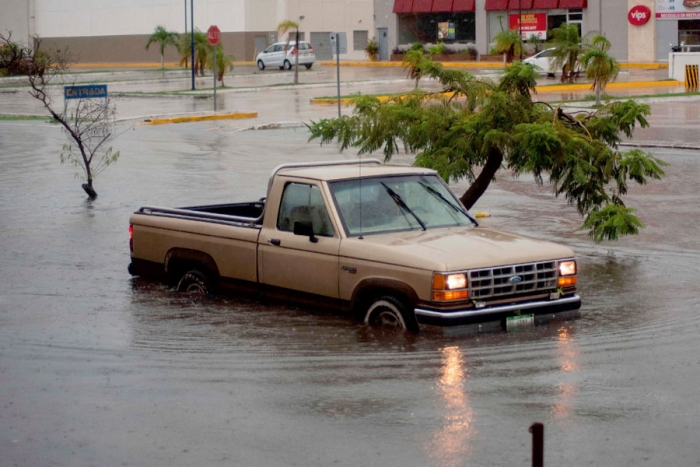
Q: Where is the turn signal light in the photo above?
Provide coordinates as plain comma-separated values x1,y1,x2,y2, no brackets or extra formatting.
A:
558,276,577,287
433,290,469,301
129,224,133,252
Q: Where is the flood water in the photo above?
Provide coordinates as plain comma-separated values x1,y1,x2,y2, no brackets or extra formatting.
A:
1,120,699,467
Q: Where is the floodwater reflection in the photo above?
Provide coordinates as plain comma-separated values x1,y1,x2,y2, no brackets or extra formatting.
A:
552,326,580,419
428,346,475,467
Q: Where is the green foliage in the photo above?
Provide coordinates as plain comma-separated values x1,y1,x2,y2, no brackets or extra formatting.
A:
411,42,425,52
365,37,379,60
580,35,620,105
145,25,179,68
429,42,447,55
492,29,523,63
549,23,586,83
307,57,665,242
206,47,234,86
177,30,211,76
402,48,435,88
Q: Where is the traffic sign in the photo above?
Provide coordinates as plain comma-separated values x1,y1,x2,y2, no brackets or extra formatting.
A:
207,25,221,45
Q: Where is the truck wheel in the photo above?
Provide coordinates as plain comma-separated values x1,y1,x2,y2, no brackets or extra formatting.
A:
177,270,211,297
283,60,292,70
364,296,419,332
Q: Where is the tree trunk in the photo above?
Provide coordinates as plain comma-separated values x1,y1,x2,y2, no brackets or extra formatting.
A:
459,147,504,210
82,180,97,199
161,53,164,69
595,80,601,106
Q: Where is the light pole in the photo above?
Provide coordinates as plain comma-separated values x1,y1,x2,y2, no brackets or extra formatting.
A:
294,15,304,85
190,0,195,90
519,0,523,61
184,0,188,69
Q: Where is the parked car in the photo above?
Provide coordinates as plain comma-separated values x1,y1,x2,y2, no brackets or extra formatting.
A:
523,48,581,77
256,41,315,71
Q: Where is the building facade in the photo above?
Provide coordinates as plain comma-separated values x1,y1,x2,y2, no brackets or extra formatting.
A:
0,0,697,62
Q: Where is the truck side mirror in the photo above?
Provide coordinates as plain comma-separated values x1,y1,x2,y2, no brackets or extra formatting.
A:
293,220,318,243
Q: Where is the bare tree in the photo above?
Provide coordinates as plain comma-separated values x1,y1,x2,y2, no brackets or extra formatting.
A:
1,33,121,199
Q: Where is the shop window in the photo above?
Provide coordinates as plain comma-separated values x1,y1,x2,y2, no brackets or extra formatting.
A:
407,12,476,43
353,30,369,51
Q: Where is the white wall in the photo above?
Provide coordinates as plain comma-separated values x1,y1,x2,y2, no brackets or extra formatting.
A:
33,0,248,37
0,0,30,44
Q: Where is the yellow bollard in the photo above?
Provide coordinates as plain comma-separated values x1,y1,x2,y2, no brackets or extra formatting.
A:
685,64,699,91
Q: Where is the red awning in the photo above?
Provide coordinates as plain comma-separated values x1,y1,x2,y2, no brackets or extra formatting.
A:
485,0,509,10
412,0,434,12
452,0,475,11
558,0,587,8
508,0,534,9
532,0,559,8
393,0,414,13
432,0,454,12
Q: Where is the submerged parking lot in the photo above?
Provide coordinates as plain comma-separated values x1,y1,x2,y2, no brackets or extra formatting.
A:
1,66,700,466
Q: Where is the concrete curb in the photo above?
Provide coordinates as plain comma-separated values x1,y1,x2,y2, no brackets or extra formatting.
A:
67,60,669,71
311,80,684,105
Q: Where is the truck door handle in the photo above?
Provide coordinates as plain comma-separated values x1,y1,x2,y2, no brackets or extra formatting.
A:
269,239,281,246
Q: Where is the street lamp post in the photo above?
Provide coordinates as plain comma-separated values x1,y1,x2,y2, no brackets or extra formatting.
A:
190,0,195,90
519,0,523,61
184,0,188,69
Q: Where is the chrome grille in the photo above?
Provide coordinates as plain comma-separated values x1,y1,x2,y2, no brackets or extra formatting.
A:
469,261,557,299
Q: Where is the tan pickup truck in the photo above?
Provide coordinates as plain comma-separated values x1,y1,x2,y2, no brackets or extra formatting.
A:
128,160,581,331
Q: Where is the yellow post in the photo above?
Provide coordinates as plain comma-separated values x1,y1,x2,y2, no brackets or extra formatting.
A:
685,64,699,91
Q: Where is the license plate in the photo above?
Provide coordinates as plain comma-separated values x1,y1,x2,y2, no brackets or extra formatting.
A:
506,313,534,330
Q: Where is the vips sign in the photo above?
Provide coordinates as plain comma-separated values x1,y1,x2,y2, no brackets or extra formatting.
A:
509,13,547,40
629,5,652,25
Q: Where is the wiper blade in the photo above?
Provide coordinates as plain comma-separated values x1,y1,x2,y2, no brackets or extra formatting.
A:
380,182,427,231
418,181,479,227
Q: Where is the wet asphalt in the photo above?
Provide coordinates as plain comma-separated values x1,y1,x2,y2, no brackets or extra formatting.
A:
1,65,700,467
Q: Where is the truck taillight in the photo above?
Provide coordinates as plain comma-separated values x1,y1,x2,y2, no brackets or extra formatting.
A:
129,224,133,252
310,45,315,53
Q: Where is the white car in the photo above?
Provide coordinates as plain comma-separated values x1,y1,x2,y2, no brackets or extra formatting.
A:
256,41,316,71
523,47,582,77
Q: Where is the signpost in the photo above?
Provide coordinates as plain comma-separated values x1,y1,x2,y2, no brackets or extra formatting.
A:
207,25,221,112
330,32,347,117
63,84,108,116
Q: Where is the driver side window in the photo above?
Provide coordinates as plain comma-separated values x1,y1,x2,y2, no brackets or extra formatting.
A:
277,183,334,237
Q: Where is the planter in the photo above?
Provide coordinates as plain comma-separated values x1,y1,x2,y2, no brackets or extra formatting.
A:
479,54,506,62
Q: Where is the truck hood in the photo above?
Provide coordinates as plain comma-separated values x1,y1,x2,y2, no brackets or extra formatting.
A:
339,226,575,271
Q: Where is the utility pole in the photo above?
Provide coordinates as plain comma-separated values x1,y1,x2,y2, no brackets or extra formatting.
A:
519,0,523,61
190,0,195,90
184,0,188,69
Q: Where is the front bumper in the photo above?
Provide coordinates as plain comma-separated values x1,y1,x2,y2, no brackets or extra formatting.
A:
414,294,581,326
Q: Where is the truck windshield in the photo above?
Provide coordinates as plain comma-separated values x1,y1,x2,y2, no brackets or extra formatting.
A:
329,174,475,236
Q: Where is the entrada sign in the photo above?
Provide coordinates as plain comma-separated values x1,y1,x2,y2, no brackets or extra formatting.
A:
628,5,652,25
64,84,108,100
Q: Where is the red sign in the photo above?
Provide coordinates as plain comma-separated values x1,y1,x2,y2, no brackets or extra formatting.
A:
629,5,651,25
207,25,221,45
509,13,548,40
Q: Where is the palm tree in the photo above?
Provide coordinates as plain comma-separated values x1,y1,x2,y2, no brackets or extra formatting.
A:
177,30,211,76
549,23,587,83
580,35,620,106
145,25,179,69
277,20,300,84
402,48,429,88
492,29,523,64
207,48,235,87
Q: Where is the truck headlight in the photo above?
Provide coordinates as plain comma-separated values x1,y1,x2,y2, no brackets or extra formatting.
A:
558,260,576,276
432,273,469,301
557,260,577,288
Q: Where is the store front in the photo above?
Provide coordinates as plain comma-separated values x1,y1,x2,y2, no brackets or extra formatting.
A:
656,0,700,60
484,0,586,42
393,0,476,44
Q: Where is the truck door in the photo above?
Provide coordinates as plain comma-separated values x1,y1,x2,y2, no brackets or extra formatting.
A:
258,182,340,298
